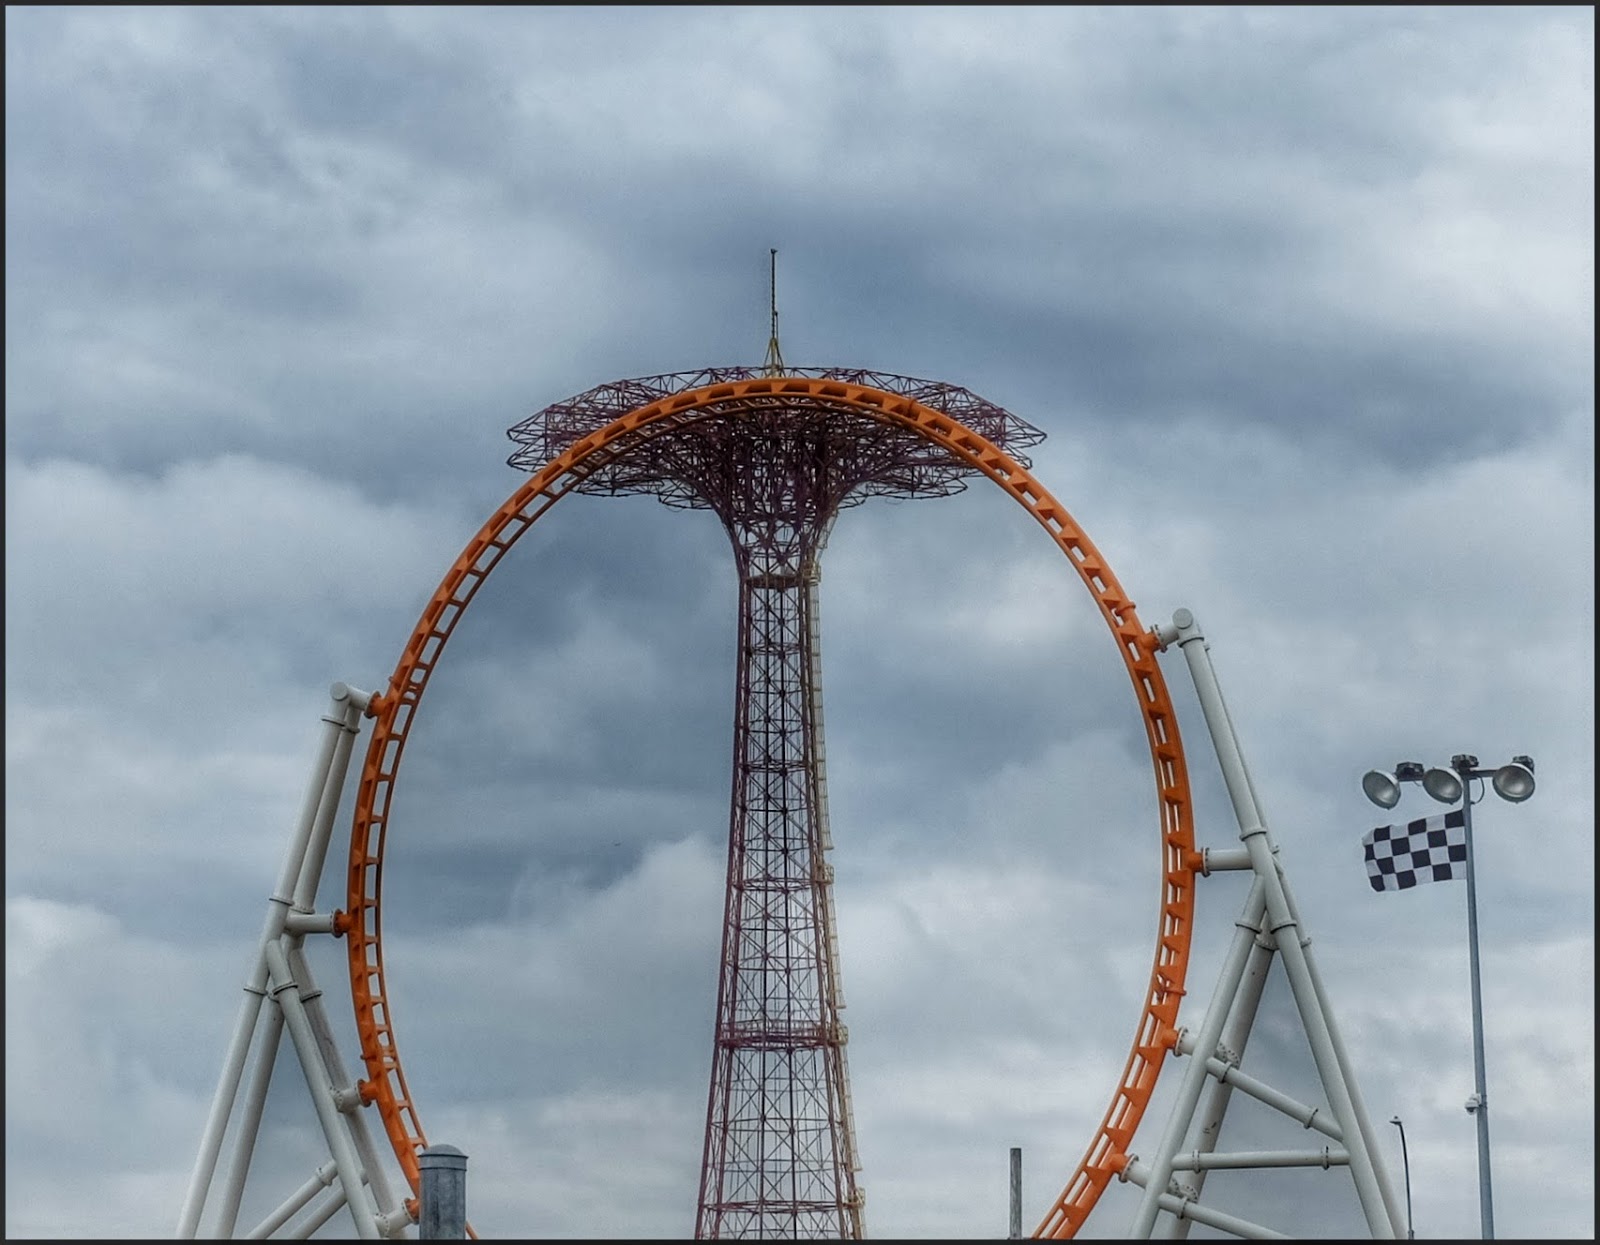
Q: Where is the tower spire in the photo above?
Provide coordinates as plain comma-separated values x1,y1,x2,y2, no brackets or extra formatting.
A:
762,248,786,376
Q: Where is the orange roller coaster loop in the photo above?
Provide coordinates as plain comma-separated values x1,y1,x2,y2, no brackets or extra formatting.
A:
343,377,1197,1238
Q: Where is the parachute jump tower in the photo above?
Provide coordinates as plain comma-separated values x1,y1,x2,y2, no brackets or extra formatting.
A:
505,262,1045,1237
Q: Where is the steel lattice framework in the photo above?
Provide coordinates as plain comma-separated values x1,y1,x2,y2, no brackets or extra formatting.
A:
507,368,1045,1237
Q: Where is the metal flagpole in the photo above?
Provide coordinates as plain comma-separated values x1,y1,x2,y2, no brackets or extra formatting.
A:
1361,752,1534,1240
1460,781,1495,1239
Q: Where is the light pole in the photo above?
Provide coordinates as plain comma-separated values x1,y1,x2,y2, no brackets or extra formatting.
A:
1389,1116,1415,1239
1362,753,1535,1241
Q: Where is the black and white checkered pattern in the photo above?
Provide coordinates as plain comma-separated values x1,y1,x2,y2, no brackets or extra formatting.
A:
1363,809,1468,892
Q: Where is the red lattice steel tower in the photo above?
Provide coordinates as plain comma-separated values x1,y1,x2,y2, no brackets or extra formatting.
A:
507,365,1043,1238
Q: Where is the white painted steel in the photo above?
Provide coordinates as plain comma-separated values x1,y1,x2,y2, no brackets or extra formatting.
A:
1162,611,1398,1239
332,1083,367,1112
283,911,339,935
1154,923,1276,1240
1197,846,1253,874
243,1161,340,1239
1168,1148,1350,1170
1273,848,1406,1233
286,697,408,1230
1150,1193,1290,1242
1175,1035,1344,1141
1130,878,1268,1234
177,686,354,1237
264,939,380,1239
292,694,365,912
289,1185,351,1239
215,697,366,1235
1122,1160,1292,1239
1190,627,1388,1177
214,1003,287,1235
286,939,406,1232
181,683,407,1240
374,1206,417,1237
211,689,370,1237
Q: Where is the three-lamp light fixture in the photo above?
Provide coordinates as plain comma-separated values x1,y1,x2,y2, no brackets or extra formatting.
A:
1359,750,1535,1243
1361,755,1535,811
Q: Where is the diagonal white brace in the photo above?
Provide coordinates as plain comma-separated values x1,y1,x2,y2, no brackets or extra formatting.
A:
178,684,366,1237
1133,611,1402,1239
264,939,380,1239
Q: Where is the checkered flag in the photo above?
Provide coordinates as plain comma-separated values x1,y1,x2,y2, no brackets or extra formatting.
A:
1363,809,1468,892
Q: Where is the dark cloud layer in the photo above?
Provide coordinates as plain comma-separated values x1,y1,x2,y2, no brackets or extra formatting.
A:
6,5,1592,1241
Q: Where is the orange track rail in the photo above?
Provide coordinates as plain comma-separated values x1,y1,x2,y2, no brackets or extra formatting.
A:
343,377,1197,1236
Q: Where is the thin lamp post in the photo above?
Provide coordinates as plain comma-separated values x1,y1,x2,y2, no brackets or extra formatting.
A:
1389,1116,1415,1239
1457,762,1493,1241
1362,753,1534,1242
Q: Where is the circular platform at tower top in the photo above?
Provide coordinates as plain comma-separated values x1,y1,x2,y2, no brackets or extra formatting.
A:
506,366,1047,510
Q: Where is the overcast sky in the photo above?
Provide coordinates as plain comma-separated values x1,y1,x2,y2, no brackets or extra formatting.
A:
5,5,1593,1241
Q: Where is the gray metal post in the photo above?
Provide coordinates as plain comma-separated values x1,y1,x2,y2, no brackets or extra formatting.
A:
177,686,353,1237
263,941,378,1239
1460,787,1495,1239
1389,1117,1415,1240
1009,1146,1023,1239
419,1145,469,1240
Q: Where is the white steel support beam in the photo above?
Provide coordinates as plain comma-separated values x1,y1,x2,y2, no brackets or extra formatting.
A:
1272,852,1401,1230
1128,610,1402,1240
289,1185,354,1239
244,1161,341,1240
1154,924,1276,1240
1130,878,1267,1234
179,684,409,1240
1168,1148,1350,1171
1175,1033,1344,1141
178,684,358,1238
214,1001,289,1236
291,690,368,913
213,690,368,1237
264,939,379,1239
285,939,405,1230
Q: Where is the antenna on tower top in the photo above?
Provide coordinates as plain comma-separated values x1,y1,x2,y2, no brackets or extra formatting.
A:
762,248,786,376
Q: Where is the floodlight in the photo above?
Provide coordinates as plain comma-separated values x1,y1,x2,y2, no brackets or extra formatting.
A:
1362,769,1402,809
1422,766,1464,804
1491,761,1535,803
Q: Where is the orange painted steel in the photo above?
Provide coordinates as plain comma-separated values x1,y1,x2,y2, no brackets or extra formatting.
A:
343,377,1197,1237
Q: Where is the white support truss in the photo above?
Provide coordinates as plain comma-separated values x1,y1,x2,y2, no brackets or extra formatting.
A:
1120,609,1406,1240
178,608,1405,1240
177,682,414,1240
